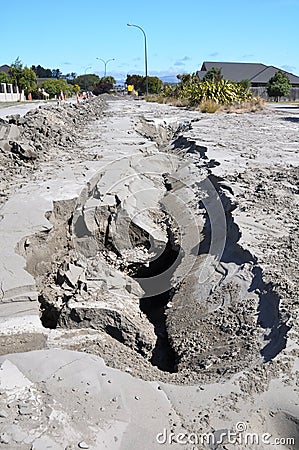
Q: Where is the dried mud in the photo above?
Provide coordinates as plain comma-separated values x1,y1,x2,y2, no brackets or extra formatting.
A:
0,97,298,449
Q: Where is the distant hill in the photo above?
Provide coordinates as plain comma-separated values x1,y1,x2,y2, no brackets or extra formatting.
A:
159,75,179,84
115,75,179,85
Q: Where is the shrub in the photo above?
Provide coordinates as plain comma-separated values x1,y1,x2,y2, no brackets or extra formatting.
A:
238,79,251,90
93,81,113,95
221,97,265,113
93,76,116,95
162,84,179,98
73,84,80,93
40,79,74,97
72,74,100,91
199,99,220,113
0,72,9,84
126,74,163,95
180,79,253,106
150,73,262,111
266,70,291,101
203,67,223,82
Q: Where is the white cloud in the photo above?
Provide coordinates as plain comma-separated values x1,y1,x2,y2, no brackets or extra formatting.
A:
281,64,297,73
174,56,192,65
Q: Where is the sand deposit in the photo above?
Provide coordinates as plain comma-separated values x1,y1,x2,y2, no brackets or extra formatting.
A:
0,96,298,449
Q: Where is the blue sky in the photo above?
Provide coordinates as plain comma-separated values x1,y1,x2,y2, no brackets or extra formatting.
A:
1,0,299,82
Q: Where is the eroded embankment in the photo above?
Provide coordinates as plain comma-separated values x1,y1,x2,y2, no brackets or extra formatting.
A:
0,97,106,205
16,109,291,384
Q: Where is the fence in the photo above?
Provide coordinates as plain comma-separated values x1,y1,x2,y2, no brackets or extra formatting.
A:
251,86,299,101
0,83,25,102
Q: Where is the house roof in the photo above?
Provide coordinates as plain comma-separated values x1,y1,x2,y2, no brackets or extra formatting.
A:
0,64,10,74
250,65,299,84
197,61,299,85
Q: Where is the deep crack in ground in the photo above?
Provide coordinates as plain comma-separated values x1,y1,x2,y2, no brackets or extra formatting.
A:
13,98,293,385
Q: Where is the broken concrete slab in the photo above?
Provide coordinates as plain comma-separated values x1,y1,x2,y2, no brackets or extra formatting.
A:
0,122,20,141
0,359,32,390
0,349,185,450
11,140,37,160
63,263,86,288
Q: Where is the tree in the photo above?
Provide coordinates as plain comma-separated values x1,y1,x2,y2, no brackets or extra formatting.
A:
177,73,191,83
0,72,9,84
101,76,116,84
126,74,144,92
31,65,52,78
148,76,163,94
9,58,37,96
20,67,37,93
203,67,223,83
126,74,163,94
266,70,291,101
177,73,199,85
73,74,100,91
64,72,77,81
238,79,251,90
8,57,23,86
52,68,62,79
40,79,74,97
93,76,116,95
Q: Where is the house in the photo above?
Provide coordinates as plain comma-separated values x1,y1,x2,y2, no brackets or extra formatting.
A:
0,64,25,102
0,64,10,74
197,62,299,100
0,83,24,102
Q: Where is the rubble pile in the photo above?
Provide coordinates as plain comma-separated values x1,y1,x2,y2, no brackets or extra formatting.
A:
0,97,106,204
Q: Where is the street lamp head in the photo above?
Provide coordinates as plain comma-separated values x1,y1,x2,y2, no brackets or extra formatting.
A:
127,22,148,95
96,58,115,77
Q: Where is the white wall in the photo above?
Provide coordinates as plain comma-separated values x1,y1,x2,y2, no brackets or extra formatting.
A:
0,83,25,102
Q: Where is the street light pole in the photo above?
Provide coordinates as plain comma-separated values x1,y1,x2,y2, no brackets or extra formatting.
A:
127,23,148,96
96,58,115,77
84,66,91,92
